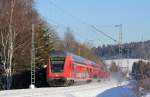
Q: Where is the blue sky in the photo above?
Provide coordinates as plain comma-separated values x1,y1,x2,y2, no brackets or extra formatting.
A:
35,0,150,46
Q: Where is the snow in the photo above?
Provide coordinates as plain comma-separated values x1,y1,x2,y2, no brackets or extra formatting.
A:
0,80,118,97
146,93,150,97
96,86,135,97
96,80,136,97
29,84,36,89
1,79,149,97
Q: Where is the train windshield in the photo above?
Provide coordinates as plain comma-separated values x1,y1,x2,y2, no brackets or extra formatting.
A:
50,57,65,73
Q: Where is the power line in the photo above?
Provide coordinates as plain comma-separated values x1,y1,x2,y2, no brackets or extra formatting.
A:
90,25,118,42
48,0,89,26
48,0,118,43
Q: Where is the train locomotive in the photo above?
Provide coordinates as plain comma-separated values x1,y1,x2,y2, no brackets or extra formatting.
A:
47,51,104,86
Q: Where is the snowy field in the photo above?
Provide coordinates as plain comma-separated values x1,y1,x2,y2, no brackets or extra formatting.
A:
0,80,117,97
0,79,150,97
0,79,118,97
146,93,150,97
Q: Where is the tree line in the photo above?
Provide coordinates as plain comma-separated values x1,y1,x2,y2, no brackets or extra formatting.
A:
0,0,103,90
132,61,150,91
93,40,150,60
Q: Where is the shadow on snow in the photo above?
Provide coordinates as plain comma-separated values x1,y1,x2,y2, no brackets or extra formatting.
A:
96,86,136,97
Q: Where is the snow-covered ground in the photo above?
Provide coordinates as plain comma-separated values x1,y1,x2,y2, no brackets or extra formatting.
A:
0,79,149,97
0,80,118,97
96,83,135,97
146,93,150,97
0,80,150,97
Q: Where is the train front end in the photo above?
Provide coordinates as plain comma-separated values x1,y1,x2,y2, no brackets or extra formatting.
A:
47,51,73,86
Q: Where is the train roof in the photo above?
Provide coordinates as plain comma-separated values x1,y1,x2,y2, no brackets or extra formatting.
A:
49,51,98,66
70,53,97,66
49,51,67,57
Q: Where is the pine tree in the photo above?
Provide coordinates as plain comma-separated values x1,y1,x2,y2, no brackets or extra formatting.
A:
35,24,56,68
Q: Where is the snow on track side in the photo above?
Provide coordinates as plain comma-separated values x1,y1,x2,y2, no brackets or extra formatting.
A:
0,80,118,97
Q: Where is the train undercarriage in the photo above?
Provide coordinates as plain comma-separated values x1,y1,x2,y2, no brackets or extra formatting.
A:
47,78,74,87
47,78,101,87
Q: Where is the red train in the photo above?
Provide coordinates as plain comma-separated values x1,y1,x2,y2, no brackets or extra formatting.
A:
47,51,109,86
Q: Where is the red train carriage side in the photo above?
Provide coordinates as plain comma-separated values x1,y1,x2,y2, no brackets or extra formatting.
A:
47,51,101,86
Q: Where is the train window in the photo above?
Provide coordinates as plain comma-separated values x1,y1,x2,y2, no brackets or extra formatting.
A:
87,68,90,72
72,63,75,69
71,63,76,73
90,69,92,72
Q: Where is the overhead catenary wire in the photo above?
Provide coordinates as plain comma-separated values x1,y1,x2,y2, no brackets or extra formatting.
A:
48,0,119,43
90,25,118,42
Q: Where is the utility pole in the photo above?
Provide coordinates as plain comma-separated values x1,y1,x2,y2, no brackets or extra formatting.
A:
126,45,130,75
119,24,122,61
115,24,123,67
141,34,144,60
30,24,35,88
115,24,125,86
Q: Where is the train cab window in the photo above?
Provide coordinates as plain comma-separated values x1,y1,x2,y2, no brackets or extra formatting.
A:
50,57,65,73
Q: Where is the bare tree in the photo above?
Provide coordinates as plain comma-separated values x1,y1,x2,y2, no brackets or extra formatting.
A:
0,0,16,89
0,0,58,90
0,0,33,89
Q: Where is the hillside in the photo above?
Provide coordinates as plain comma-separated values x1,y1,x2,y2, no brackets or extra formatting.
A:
94,40,150,59
104,58,150,72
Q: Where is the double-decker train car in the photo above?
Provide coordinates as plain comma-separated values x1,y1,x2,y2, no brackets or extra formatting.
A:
47,51,101,86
